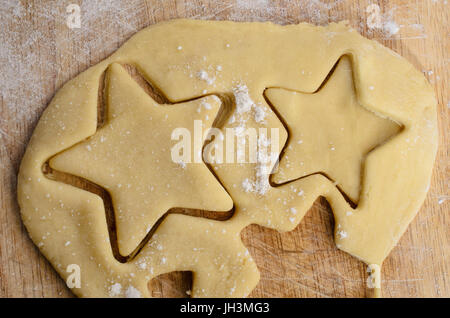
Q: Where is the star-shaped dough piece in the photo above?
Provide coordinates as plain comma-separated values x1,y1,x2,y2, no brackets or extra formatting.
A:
50,63,233,256
266,56,401,204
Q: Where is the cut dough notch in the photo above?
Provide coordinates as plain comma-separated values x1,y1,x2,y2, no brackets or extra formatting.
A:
120,64,169,105
240,197,373,297
121,63,235,129
265,56,402,205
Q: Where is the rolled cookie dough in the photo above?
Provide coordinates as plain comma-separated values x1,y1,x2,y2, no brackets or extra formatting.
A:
18,19,437,297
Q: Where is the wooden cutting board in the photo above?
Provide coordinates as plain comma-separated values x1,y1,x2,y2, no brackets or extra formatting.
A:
0,0,448,297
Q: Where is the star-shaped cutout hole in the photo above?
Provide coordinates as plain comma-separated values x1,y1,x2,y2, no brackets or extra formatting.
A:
49,63,233,257
265,56,402,205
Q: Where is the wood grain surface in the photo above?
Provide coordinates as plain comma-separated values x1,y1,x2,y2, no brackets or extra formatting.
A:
0,0,448,298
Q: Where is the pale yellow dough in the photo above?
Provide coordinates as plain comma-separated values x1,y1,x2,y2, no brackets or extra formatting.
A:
17,19,437,297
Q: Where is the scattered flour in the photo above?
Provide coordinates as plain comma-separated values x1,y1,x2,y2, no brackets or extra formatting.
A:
240,133,277,196
337,230,348,239
242,178,253,192
1,0,146,134
201,100,212,109
138,262,147,270
383,20,400,36
109,282,122,296
197,70,215,85
232,84,266,123
125,285,141,298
